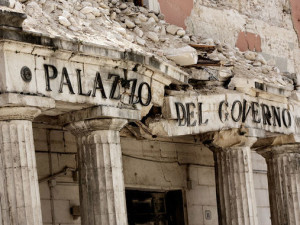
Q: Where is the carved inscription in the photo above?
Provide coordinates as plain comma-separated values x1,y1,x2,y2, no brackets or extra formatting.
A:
175,99,291,128
42,64,152,106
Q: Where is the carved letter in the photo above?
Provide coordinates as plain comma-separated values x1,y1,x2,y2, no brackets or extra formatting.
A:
127,79,139,104
77,69,91,96
231,100,242,122
242,99,252,122
92,72,107,98
219,100,228,123
271,106,281,127
186,103,197,127
44,64,58,91
175,102,186,126
59,67,75,94
198,103,208,125
261,104,272,125
138,82,152,106
252,102,261,123
108,74,121,100
282,109,292,128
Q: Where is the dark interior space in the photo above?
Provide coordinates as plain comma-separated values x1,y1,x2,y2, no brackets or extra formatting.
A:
126,189,185,225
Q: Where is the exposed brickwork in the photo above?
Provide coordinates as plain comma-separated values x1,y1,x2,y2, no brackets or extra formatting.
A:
158,0,193,29
290,0,300,42
236,31,262,52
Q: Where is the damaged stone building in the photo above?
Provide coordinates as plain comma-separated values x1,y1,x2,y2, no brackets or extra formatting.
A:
0,0,300,225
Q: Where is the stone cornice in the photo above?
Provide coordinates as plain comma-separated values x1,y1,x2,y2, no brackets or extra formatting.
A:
0,93,55,110
0,27,189,84
257,143,300,158
0,8,27,29
66,118,127,136
58,105,140,126
0,106,41,121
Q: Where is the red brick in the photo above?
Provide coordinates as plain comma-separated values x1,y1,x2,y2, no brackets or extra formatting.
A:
290,0,300,41
236,32,262,52
158,0,193,29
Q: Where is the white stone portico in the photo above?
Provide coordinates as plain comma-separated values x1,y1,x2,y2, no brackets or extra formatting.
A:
0,4,300,225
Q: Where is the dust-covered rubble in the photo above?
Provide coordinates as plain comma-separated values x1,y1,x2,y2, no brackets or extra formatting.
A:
2,0,297,93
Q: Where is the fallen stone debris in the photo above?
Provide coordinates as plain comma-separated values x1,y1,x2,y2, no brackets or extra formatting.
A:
3,0,294,93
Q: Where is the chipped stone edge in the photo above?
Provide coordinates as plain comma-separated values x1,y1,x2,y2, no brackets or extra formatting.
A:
0,27,189,84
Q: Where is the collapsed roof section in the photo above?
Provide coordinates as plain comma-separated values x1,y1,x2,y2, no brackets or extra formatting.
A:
1,0,297,98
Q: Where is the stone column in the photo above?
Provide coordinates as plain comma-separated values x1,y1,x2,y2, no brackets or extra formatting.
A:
0,107,43,225
209,131,258,225
66,118,128,225
258,144,300,225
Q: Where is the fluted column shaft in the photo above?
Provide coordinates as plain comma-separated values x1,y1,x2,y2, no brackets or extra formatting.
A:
259,145,300,225
213,139,258,225
67,119,128,225
0,107,42,225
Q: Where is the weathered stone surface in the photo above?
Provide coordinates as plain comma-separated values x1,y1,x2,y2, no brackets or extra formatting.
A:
176,29,186,37
0,107,43,225
164,46,198,66
149,91,296,137
244,51,257,61
0,41,188,114
166,24,180,35
58,16,71,27
0,8,27,28
182,35,190,43
211,136,258,225
258,145,300,225
147,31,159,42
66,119,128,225
0,0,9,7
125,18,135,29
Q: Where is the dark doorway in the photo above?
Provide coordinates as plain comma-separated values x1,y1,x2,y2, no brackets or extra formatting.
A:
126,189,185,225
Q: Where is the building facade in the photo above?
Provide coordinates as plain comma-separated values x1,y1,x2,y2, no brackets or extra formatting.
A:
0,0,300,225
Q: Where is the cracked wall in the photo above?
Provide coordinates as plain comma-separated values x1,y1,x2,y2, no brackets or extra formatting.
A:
183,0,299,73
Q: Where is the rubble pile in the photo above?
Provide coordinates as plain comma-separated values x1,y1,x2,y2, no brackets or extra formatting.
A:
3,0,295,91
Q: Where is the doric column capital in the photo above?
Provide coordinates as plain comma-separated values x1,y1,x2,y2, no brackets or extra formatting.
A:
70,118,128,225
258,144,300,225
257,144,300,159
66,118,127,136
212,130,259,225
0,118,43,224
0,106,41,121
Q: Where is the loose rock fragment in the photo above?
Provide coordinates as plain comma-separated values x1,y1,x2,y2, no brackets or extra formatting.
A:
177,29,186,37
125,19,135,28
166,24,180,35
136,37,146,45
81,6,94,14
134,27,143,38
182,35,191,43
137,13,148,22
253,61,262,67
111,11,117,20
120,3,127,9
58,16,71,27
147,32,159,42
164,46,198,66
244,51,256,61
